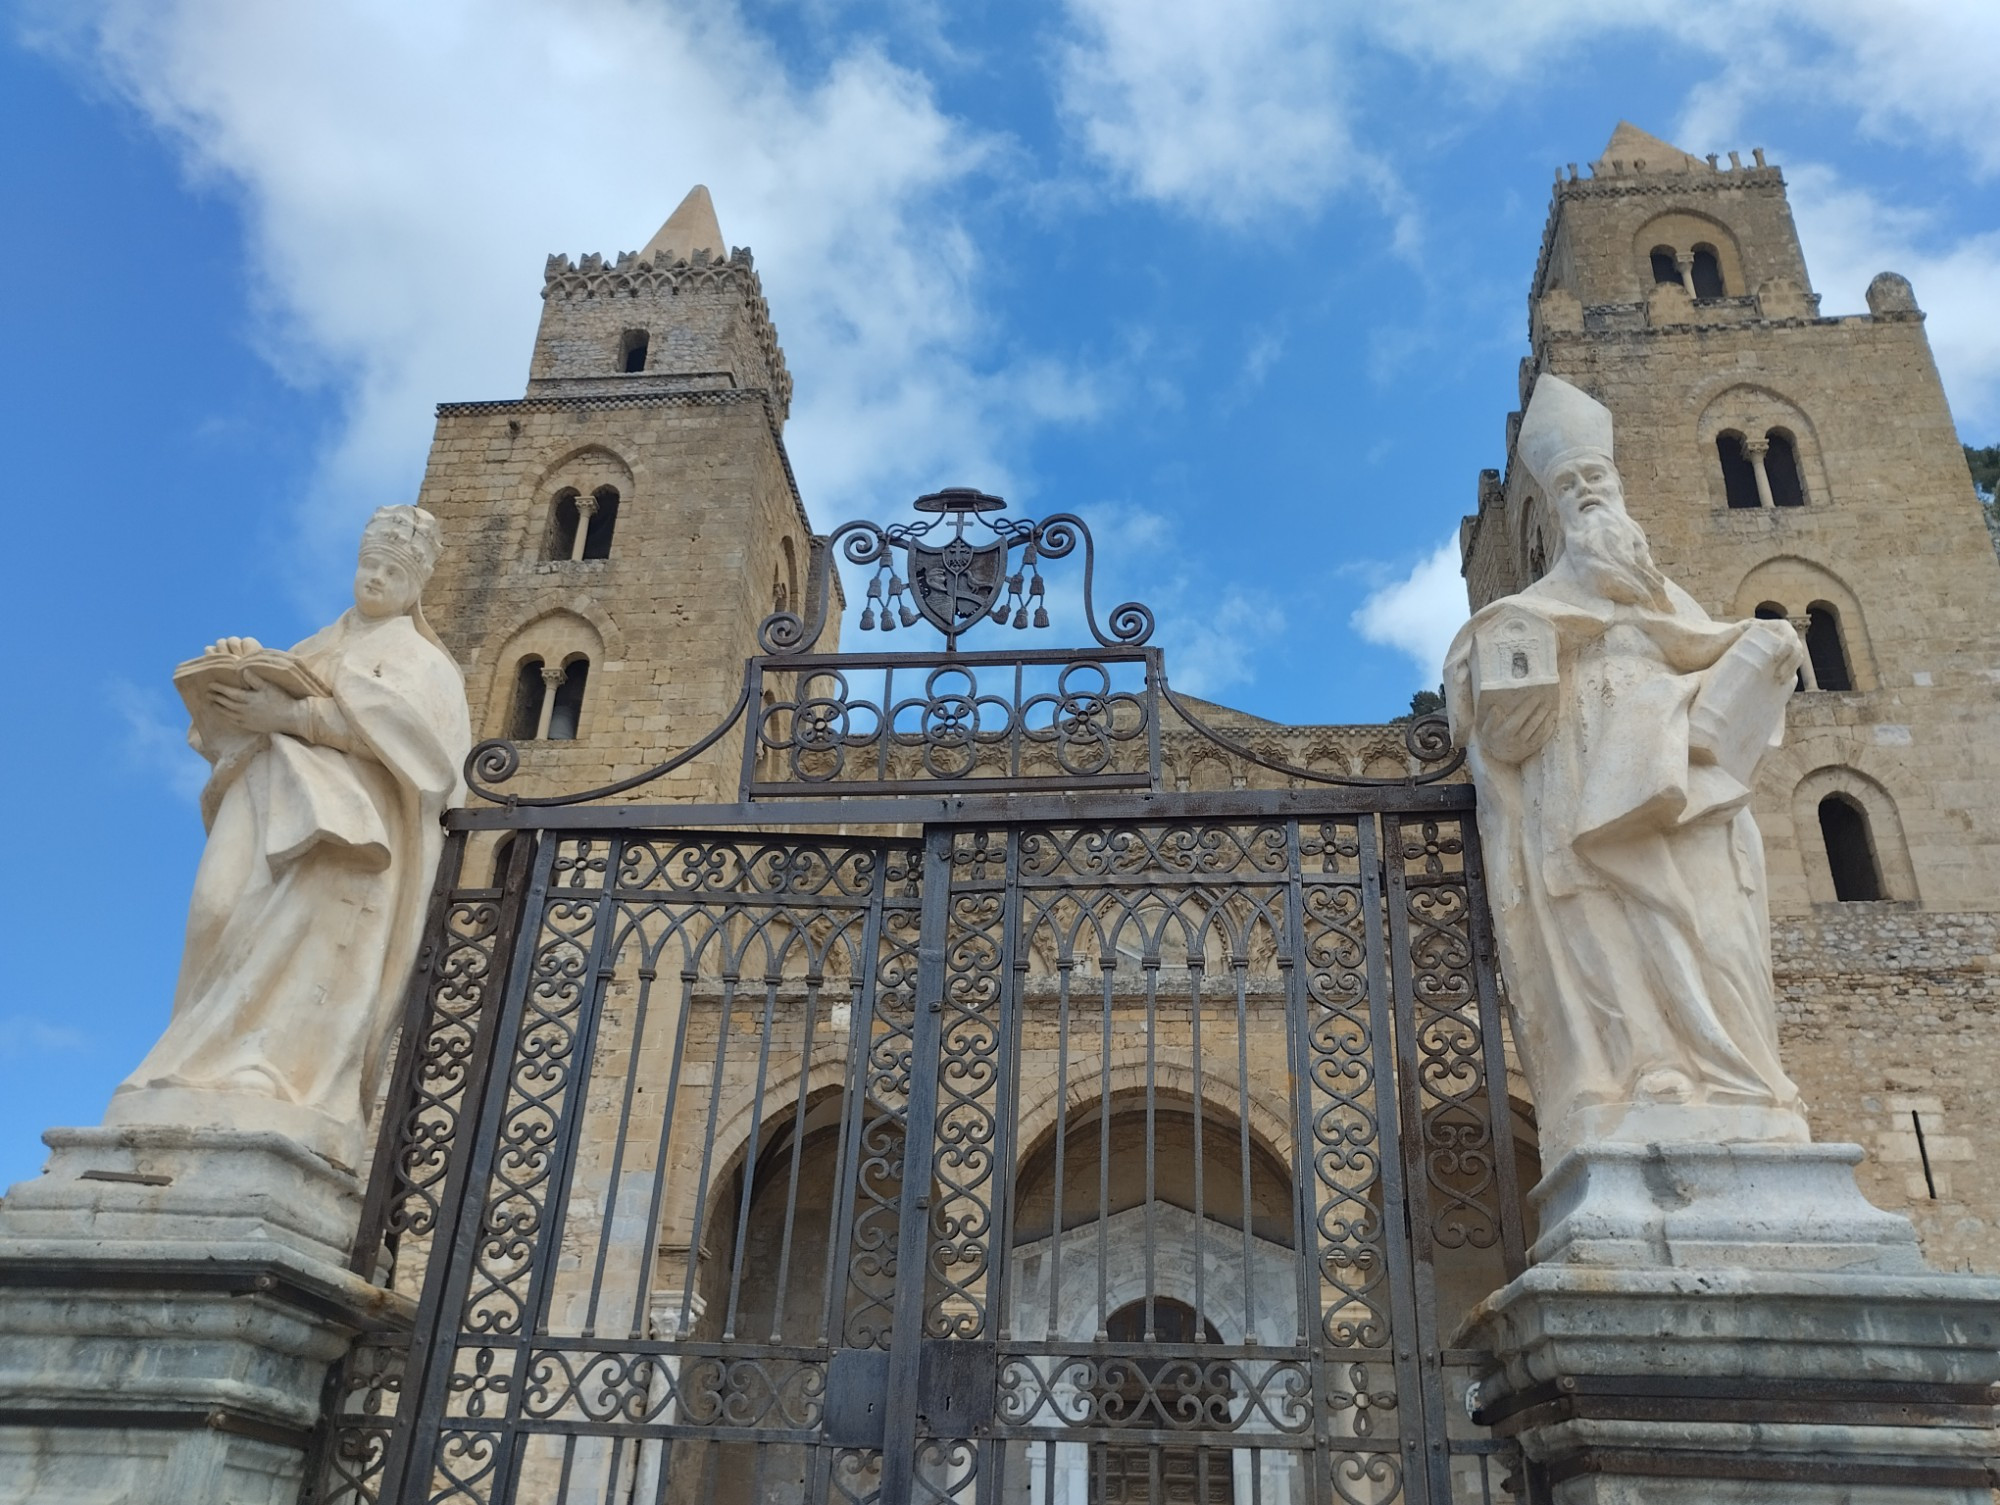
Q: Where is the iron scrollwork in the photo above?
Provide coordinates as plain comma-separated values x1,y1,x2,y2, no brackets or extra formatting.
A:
760,488,1154,656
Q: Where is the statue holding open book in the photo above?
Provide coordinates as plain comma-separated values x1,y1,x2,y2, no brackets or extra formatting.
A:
1444,375,1810,1163
105,506,471,1169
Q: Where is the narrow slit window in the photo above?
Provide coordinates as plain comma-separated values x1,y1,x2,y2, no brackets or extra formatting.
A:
509,657,546,740
1717,432,1761,508
548,658,589,741
1818,794,1883,901
1690,244,1726,299
547,491,581,560
1806,604,1853,691
582,487,619,559
1765,429,1807,507
619,329,649,373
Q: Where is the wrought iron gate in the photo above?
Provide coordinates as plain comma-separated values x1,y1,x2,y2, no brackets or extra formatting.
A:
309,495,1534,1505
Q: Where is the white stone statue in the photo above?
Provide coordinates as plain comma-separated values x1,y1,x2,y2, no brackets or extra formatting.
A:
1444,376,1809,1163
106,506,471,1169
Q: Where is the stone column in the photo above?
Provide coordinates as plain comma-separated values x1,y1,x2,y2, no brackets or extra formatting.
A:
535,662,567,739
1742,434,1778,509
1790,613,1820,690
1673,249,1696,299
570,493,598,561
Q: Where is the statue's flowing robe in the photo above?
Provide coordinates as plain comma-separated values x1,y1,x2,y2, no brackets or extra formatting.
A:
117,610,470,1161
1443,568,1802,1158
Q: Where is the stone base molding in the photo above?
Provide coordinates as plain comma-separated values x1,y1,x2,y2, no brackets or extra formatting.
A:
0,1126,403,1504
1464,1144,2000,1504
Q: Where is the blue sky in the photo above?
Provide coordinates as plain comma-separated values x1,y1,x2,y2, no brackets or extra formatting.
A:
4,0,1999,1186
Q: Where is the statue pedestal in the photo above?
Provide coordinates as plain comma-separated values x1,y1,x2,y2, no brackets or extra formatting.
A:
1463,1143,2000,1503
0,1125,400,1505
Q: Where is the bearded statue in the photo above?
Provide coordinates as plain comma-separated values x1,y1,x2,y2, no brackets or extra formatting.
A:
1444,375,1809,1163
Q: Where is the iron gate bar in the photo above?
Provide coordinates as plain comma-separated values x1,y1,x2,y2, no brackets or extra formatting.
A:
1352,813,1441,1505
446,783,1477,832
384,829,559,1501
878,829,957,1505
1462,819,1530,1285
1382,812,1459,1505
347,829,470,1280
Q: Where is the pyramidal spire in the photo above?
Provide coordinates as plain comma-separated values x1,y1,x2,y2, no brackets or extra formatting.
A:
1598,121,1706,174
642,185,726,262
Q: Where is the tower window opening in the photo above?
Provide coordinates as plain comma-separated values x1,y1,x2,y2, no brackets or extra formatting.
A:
1765,429,1807,507
1650,245,1681,285
548,658,590,741
1818,794,1883,901
509,657,547,740
1805,604,1853,692
619,329,649,373
582,487,619,559
1690,243,1726,299
1717,432,1761,508
547,490,581,560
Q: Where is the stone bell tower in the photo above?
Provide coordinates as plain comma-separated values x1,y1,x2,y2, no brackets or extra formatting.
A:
414,185,830,806
1459,122,2000,1272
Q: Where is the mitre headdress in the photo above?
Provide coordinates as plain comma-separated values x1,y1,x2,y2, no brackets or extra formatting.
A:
1517,374,1614,491
360,505,443,581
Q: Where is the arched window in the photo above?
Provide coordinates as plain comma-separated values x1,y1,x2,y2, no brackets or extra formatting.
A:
582,486,619,559
546,490,581,560
1818,795,1883,901
1806,603,1853,691
1717,432,1761,508
1765,429,1806,507
619,329,649,373
509,657,546,740
1650,245,1681,285
547,657,589,741
1690,243,1726,299
1093,1298,1232,1503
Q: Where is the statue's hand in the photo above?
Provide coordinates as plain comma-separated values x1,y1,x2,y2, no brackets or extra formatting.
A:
204,636,264,658
210,672,305,736
1478,685,1558,765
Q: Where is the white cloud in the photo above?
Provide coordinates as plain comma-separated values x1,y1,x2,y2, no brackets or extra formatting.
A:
1052,0,1365,224
1786,163,2000,432
1350,535,1464,681
32,0,1087,591
1051,0,2000,230
109,679,209,802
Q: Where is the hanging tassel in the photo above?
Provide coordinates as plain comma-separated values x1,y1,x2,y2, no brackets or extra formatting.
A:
1033,606,1049,629
900,605,920,627
860,606,877,631
1013,606,1029,629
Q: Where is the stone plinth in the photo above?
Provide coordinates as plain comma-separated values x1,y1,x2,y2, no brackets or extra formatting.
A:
1463,1143,2000,1503
0,1126,402,1505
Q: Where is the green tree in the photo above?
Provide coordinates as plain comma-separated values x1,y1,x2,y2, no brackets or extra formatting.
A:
1966,443,2000,556
1396,686,1446,722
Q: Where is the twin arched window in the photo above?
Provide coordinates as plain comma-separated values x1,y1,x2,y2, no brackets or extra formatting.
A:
1719,429,1806,508
1649,242,1726,299
1753,600,1853,692
509,654,591,741
547,486,620,561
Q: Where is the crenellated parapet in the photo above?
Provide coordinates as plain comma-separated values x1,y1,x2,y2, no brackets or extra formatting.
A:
529,242,794,418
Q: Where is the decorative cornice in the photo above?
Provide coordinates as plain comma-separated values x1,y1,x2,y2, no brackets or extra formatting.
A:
541,246,793,416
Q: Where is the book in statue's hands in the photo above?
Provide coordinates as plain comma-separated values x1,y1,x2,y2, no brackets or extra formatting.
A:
174,647,331,753
1687,622,1800,787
